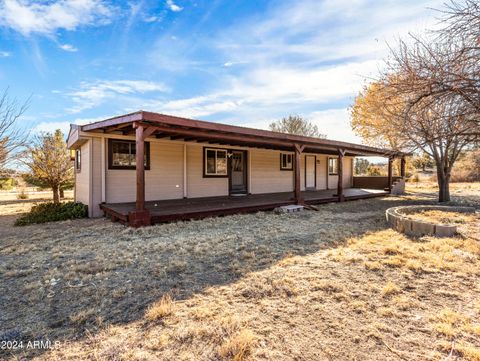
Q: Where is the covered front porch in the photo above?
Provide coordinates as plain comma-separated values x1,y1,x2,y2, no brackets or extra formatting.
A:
70,111,410,226
100,188,388,225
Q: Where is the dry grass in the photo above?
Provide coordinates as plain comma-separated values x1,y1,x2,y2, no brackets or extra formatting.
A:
218,329,256,361
0,182,479,360
382,281,401,297
145,294,175,321
407,210,478,225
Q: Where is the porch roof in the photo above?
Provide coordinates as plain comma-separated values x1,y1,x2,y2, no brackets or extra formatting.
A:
70,110,409,157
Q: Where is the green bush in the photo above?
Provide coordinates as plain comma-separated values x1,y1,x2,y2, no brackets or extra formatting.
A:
0,178,17,190
15,202,88,226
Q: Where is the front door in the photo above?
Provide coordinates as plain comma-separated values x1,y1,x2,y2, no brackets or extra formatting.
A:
305,155,316,189
230,150,247,195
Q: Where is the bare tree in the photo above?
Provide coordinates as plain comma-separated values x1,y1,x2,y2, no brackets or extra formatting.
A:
390,93,474,201
269,115,326,138
0,88,29,170
24,130,73,203
384,0,480,133
367,0,480,202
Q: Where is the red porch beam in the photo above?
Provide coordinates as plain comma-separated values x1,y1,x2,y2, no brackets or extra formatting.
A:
128,123,151,227
387,156,394,192
135,123,145,210
137,123,298,150
337,149,345,202
294,143,305,204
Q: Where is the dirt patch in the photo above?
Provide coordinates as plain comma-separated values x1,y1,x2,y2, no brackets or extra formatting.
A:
0,183,479,360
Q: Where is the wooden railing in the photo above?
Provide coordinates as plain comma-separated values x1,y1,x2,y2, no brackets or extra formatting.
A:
352,176,403,190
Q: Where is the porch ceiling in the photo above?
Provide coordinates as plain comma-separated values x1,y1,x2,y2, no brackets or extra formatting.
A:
77,110,409,157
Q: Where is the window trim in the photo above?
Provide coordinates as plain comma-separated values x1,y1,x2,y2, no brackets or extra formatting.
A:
279,153,294,171
108,139,150,170
328,157,338,175
75,149,81,172
203,147,228,178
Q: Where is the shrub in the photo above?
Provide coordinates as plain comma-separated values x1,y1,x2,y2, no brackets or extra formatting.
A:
0,178,16,190
14,202,88,226
451,149,480,182
408,173,420,183
17,188,29,199
145,294,175,321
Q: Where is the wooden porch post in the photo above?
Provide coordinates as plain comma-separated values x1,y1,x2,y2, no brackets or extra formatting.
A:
128,122,151,227
136,124,145,211
294,143,305,204
387,156,393,192
337,149,345,202
400,157,406,178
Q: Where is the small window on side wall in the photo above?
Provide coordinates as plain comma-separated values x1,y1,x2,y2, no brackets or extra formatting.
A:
280,153,293,170
204,148,228,177
328,157,338,175
75,149,81,171
108,139,150,170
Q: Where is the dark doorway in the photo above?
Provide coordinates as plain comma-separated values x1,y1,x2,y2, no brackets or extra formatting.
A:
229,150,248,195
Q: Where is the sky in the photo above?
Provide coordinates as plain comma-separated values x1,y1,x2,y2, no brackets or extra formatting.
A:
0,0,444,143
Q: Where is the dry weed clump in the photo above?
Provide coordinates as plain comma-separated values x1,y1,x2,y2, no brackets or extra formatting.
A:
381,281,401,297
218,329,256,361
239,273,299,299
69,308,96,326
145,294,175,321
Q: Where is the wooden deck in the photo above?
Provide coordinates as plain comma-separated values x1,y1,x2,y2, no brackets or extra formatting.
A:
100,188,388,225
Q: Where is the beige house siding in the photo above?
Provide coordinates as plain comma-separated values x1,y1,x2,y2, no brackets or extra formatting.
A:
106,141,185,203
75,140,90,206
326,156,353,189
343,157,353,188
250,149,293,194
75,136,356,210
186,144,229,198
316,155,328,190
90,138,103,217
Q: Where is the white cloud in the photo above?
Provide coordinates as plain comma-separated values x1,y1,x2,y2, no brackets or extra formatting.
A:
308,108,360,143
68,80,169,113
143,15,159,23
0,0,114,36
0,51,11,57
166,0,183,12
59,43,78,52
138,0,442,142
137,60,376,125
33,120,79,135
228,60,379,105
32,116,106,134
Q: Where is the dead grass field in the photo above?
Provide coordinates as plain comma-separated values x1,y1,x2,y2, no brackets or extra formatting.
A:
0,183,479,360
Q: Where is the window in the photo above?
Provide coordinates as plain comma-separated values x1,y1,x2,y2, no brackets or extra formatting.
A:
108,139,150,170
75,149,81,171
328,157,338,175
204,148,227,177
280,153,293,170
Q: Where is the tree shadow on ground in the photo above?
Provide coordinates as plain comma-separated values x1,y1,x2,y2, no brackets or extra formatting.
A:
0,192,470,359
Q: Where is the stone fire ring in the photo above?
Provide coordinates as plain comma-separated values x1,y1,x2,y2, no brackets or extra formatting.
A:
386,205,476,238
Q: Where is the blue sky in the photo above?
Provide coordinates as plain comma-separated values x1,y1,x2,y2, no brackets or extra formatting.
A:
0,0,442,143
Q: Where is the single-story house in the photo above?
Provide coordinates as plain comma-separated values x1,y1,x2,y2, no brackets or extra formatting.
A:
67,111,408,227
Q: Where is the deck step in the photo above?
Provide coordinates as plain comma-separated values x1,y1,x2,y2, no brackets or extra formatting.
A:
274,205,304,213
